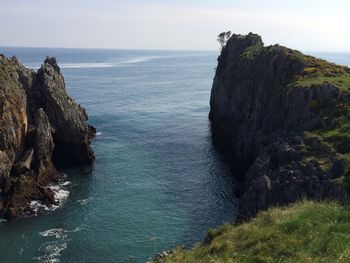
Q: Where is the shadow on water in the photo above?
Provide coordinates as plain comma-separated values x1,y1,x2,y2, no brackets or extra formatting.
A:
159,122,240,249
209,120,248,180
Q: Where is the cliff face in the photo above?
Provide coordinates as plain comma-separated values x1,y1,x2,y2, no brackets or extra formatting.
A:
0,55,95,219
210,33,350,220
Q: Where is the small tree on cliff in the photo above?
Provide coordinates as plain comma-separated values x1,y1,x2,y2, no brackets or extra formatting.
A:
217,31,231,49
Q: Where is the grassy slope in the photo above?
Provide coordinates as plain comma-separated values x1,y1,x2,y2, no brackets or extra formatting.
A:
157,201,350,263
241,44,350,91
292,53,350,91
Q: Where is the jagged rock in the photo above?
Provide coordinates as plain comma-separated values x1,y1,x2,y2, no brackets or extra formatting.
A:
209,33,350,221
0,151,12,184
34,108,60,184
36,57,95,164
12,148,34,175
0,55,95,219
5,174,56,220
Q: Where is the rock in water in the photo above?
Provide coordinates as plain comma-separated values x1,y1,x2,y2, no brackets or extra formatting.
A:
209,33,350,220
36,57,95,164
0,55,95,220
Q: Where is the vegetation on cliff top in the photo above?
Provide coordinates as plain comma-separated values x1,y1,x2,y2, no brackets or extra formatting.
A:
239,43,350,91
292,54,350,91
155,201,350,263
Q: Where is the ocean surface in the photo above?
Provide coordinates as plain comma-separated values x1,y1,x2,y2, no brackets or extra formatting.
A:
0,48,238,263
0,48,349,263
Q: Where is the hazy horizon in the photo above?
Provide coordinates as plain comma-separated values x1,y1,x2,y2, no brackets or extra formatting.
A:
1,0,350,52
3,46,350,54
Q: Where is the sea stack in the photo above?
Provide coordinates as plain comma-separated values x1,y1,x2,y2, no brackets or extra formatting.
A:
0,55,95,220
209,33,350,220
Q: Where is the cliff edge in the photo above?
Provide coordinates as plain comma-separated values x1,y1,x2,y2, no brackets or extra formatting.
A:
0,55,95,219
209,33,350,220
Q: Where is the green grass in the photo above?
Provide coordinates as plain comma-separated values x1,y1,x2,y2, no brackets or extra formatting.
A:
155,201,350,263
302,99,350,188
320,109,350,187
320,108,350,154
292,75,350,91
290,53,350,90
240,44,263,60
239,41,350,91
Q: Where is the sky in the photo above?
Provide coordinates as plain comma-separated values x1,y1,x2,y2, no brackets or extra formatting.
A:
1,0,350,51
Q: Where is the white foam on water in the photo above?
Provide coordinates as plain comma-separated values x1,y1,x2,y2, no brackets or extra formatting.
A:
96,131,103,136
36,226,83,262
27,65,40,70
60,62,114,68
120,56,159,64
25,53,213,71
26,62,114,69
39,226,83,238
35,242,67,263
59,181,71,187
69,226,83,233
39,228,66,239
121,56,159,64
30,201,53,213
77,197,93,206
29,180,70,214
49,181,70,204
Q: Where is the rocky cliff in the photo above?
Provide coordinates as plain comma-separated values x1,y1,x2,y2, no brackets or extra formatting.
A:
0,55,95,219
210,33,350,220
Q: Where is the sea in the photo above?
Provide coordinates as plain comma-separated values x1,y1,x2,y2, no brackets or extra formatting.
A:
0,47,349,263
0,48,238,263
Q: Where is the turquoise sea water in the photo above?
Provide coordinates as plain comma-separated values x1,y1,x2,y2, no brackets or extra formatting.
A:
0,48,238,262
0,48,349,263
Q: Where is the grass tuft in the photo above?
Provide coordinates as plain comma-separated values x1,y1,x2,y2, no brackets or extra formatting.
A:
155,201,350,263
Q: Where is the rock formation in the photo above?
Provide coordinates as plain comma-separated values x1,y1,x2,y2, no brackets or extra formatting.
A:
210,33,350,220
0,55,95,219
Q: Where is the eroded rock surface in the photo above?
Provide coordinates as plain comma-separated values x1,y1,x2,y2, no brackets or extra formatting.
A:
0,55,95,219
209,33,350,220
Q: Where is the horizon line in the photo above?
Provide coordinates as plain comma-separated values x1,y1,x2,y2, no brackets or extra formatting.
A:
1,45,350,54
0,45,219,53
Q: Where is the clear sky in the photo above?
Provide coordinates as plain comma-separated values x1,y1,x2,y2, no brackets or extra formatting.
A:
1,0,350,51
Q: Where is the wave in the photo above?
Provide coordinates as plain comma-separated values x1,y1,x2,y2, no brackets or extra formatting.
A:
60,63,114,69
25,52,214,70
39,227,82,238
35,242,67,263
26,63,113,69
119,56,160,64
39,228,66,239
96,131,103,136
77,197,93,206
49,181,70,203
30,181,70,214
26,58,154,69
36,226,82,262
